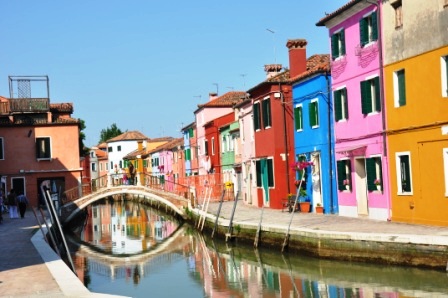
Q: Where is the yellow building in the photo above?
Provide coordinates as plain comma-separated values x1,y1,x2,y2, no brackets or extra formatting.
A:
383,0,448,226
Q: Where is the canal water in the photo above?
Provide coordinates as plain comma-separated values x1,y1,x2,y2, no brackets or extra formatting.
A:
65,200,448,298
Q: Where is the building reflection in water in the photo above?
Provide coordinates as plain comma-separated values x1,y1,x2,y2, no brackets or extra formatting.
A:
69,201,448,297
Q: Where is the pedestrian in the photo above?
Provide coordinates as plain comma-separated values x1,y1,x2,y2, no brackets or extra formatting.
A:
17,192,29,219
7,189,18,219
128,162,135,185
122,168,128,185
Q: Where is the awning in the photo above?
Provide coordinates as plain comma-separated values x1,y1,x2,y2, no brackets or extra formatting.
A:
336,145,367,156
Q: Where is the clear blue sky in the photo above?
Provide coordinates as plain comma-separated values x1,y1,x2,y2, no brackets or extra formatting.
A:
0,0,346,147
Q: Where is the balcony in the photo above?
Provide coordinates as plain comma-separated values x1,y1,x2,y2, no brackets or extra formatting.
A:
7,98,50,113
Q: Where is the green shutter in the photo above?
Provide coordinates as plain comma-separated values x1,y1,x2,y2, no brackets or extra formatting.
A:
267,159,274,187
309,102,318,127
256,160,262,187
262,99,271,128
445,57,448,94
334,90,342,121
143,160,147,168
343,88,349,120
331,33,338,59
398,70,406,106
360,17,367,46
340,29,346,56
361,80,372,114
336,160,346,190
366,158,376,191
371,11,378,41
253,102,261,130
374,76,381,112
189,128,194,138
294,106,303,130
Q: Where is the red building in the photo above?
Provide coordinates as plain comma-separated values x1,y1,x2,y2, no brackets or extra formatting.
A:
247,65,295,209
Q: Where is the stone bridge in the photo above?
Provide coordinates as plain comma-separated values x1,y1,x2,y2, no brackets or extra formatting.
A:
60,185,191,224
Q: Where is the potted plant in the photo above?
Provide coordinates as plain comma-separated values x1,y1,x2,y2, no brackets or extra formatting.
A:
374,178,381,191
343,179,350,190
298,189,310,213
315,203,324,214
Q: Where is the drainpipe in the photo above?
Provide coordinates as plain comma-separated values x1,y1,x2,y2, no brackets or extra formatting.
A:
281,90,291,195
366,0,391,220
325,72,334,213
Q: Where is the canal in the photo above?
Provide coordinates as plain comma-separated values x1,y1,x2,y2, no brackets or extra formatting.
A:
65,199,448,297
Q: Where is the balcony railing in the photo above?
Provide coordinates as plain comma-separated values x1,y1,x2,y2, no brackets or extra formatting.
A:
8,98,49,113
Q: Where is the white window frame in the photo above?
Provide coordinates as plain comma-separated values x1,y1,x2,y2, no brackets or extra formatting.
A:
334,86,348,122
361,11,377,47
36,136,52,160
333,28,345,61
441,55,448,98
395,151,413,195
222,136,226,153
91,162,97,172
393,69,405,107
310,98,319,129
444,148,448,196
294,103,303,132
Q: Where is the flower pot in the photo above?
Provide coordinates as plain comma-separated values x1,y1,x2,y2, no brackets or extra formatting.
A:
299,201,310,213
315,206,323,214
345,185,350,190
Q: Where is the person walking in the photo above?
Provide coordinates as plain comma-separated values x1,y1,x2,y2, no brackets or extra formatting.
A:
128,162,136,185
17,192,29,218
7,189,18,219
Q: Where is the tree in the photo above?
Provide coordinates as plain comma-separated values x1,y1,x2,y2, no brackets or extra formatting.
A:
99,123,123,143
78,119,89,156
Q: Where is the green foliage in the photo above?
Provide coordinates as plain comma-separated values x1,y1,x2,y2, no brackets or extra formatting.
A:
99,123,123,143
78,119,89,156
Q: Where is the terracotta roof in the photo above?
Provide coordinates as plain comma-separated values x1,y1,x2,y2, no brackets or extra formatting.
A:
247,69,290,93
97,142,107,149
95,148,107,159
289,54,330,83
123,148,147,159
147,137,183,154
106,130,148,142
50,103,73,113
147,136,174,143
316,0,362,26
196,91,246,110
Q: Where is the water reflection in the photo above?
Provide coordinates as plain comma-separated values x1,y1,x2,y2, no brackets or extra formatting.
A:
67,201,448,298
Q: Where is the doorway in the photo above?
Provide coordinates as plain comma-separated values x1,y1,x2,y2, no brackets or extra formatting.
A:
354,158,368,215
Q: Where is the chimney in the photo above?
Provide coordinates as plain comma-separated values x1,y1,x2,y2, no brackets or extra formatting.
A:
264,64,283,79
209,92,218,101
137,140,143,151
286,39,307,78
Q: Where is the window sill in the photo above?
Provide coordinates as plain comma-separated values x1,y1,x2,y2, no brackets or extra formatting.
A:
37,158,52,162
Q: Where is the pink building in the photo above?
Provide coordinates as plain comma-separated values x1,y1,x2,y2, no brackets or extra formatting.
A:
317,0,390,220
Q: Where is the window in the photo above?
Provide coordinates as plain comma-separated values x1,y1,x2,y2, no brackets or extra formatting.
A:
309,100,319,128
394,69,406,107
444,148,448,196
441,55,448,97
366,156,382,191
204,139,209,156
106,163,109,171
91,163,97,172
100,163,103,171
337,159,351,191
262,98,272,128
253,102,261,131
110,161,113,170
294,104,303,131
108,147,112,153
229,135,234,151
211,137,215,155
117,145,121,152
360,11,378,46
36,137,51,159
396,152,412,194
361,76,381,114
0,137,3,160
331,29,346,60
392,0,403,29
255,158,274,188
189,128,194,138
90,152,94,158
334,87,349,121
185,148,191,161
222,136,226,152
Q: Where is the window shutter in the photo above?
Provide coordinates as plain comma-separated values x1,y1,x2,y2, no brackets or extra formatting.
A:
253,102,261,130
366,158,376,191
143,160,147,168
371,11,378,41
267,159,274,187
334,90,342,121
360,17,367,46
374,76,381,112
262,99,271,128
398,70,406,106
331,33,338,59
343,88,349,120
309,102,316,127
360,80,372,114
294,106,302,130
189,128,194,138
336,160,346,190
255,160,262,187
340,29,346,55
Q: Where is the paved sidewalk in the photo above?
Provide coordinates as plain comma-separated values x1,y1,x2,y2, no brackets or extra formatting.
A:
202,200,448,246
0,210,127,298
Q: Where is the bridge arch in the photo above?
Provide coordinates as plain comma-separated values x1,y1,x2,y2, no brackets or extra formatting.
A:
61,186,190,224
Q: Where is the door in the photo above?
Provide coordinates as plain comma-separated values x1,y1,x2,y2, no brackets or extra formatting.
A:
354,158,369,215
311,152,322,206
260,158,270,206
12,177,25,196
